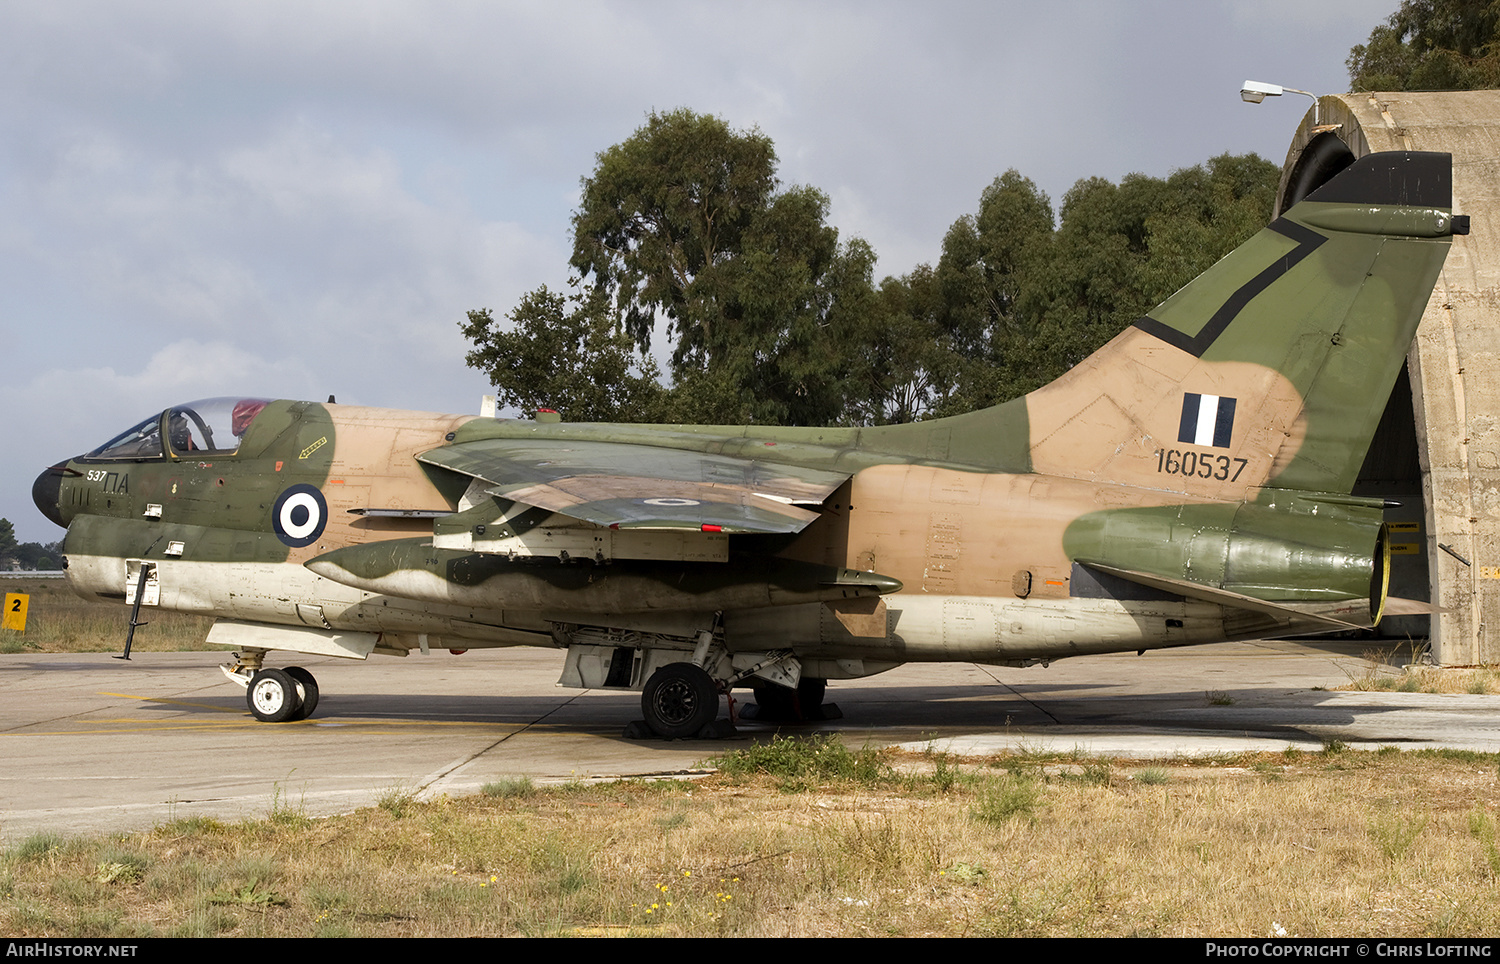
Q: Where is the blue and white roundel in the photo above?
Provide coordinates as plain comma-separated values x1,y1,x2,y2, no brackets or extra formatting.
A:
272,484,327,548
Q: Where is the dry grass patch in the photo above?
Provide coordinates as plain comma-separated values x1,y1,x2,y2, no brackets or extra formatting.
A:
0,577,216,654
3,745,1500,937
1336,642,1500,696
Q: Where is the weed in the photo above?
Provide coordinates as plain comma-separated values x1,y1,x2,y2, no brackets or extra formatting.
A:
209,880,287,906
1081,761,1112,786
973,773,1041,825
94,849,148,885
1206,691,1235,706
1135,767,1169,785
172,906,239,937
944,861,987,885
655,812,689,831
8,832,66,862
0,634,38,654
377,785,419,819
1322,739,1348,755
156,815,227,836
1369,805,1428,861
926,746,960,792
1468,808,1500,878
710,735,890,790
834,814,938,879
482,776,536,799
268,782,310,828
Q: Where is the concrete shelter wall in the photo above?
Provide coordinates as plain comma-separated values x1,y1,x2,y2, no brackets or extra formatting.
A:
1275,91,1500,665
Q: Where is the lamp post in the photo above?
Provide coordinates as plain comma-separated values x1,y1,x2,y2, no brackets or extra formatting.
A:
1240,80,1319,124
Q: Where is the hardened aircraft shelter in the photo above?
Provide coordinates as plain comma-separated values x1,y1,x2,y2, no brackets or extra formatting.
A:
1277,91,1500,665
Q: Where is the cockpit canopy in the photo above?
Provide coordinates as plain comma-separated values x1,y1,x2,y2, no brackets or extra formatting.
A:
83,397,272,461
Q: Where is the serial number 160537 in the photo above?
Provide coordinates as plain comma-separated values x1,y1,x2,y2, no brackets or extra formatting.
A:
1155,448,1247,481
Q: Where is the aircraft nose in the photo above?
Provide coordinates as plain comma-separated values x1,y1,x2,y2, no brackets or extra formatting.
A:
32,464,66,528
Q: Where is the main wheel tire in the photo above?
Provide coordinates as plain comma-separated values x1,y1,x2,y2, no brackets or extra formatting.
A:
284,666,320,721
751,676,827,721
751,681,794,717
797,677,827,710
641,663,719,739
247,668,303,723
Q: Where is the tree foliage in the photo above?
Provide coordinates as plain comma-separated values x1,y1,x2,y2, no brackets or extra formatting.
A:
464,110,1279,428
461,284,669,424
853,153,1279,420
468,109,880,426
1348,0,1500,90
570,109,778,361
0,519,62,571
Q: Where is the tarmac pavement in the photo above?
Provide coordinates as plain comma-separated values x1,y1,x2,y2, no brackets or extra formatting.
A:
1,638,1494,838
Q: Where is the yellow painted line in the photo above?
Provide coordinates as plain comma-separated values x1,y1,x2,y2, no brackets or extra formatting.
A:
8,721,539,736
13,723,275,735
98,692,544,728
94,713,535,729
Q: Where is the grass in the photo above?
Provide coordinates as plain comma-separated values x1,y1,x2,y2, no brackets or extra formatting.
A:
482,777,536,799
707,734,891,791
1338,642,1500,696
4,742,1500,937
377,785,421,819
0,577,217,653
972,773,1041,824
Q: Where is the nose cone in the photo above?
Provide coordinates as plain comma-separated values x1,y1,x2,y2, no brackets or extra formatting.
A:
32,464,66,528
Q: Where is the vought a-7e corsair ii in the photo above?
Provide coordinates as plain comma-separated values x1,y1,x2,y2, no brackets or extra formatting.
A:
33,152,1463,738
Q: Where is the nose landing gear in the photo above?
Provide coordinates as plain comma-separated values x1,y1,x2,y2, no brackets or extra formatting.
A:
225,654,320,723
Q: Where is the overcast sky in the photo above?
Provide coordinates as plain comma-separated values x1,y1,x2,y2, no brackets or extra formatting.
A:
2,0,1397,542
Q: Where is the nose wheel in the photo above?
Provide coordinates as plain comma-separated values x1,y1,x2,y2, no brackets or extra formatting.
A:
246,666,319,722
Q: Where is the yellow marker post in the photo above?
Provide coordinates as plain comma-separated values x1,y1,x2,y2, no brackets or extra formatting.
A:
2,593,28,632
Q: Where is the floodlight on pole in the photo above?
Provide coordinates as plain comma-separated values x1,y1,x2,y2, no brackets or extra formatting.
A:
1240,80,1319,124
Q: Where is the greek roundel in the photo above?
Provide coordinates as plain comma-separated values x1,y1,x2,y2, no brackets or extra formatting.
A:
272,484,328,547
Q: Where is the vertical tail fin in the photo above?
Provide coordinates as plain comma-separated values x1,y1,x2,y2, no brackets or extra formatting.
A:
1016,151,1458,496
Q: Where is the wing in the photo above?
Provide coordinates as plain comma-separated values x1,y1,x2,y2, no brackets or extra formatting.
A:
417,437,849,534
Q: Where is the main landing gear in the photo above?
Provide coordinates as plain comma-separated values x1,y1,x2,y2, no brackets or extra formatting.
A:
622,662,735,741
641,662,720,739
742,676,838,723
627,661,835,739
222,653,320,722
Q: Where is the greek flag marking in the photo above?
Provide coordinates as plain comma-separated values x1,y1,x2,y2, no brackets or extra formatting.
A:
1178,393,1236,448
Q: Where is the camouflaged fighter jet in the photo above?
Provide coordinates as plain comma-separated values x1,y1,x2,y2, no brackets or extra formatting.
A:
33,151,1465,739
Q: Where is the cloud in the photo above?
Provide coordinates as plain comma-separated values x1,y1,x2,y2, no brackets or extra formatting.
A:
0,0,1404,539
